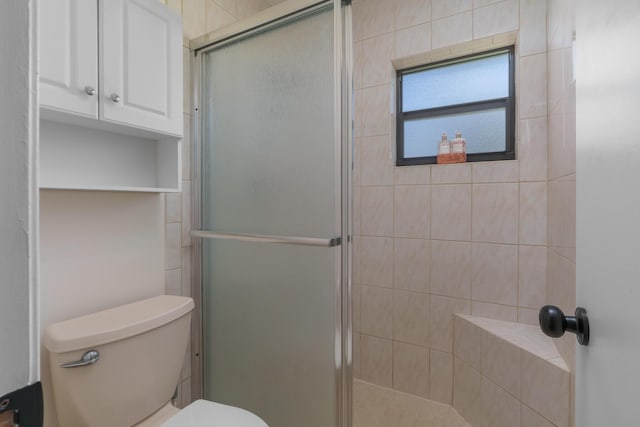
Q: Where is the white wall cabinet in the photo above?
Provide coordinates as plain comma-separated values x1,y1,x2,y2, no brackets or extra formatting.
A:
39,0,183,192
39,0,99,118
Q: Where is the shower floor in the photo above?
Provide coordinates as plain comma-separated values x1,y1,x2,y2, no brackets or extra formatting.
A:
353,380,471,427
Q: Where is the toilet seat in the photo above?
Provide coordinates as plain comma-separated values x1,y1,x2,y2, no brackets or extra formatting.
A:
161,400,268,427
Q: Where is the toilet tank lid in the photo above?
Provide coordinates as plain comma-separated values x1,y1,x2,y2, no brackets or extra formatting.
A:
43,295,195,353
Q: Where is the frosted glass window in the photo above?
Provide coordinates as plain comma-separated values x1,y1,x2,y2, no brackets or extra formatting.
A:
402,53,509,111
397,47,515,165
404,108,506,158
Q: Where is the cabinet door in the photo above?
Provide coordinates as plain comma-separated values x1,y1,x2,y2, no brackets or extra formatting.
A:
39,0,99,118
100,0,183,137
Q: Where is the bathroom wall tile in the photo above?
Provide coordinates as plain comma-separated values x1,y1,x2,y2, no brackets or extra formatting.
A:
471,301,517,322
353,236,363,283
394,165,430,185
237,0,269,20
165,223,182,270
353,186,361,236
183,0,207,39
182,114,192,180
472,161,518,183
481,332,520,398
453,357,482,426
353,137,362,187
182,341,192,380
394,185,429,238
181,181,192,247
181,246,191,297
360,186,394,236
429,350,453,404
430,184,471,241
393,341,429,398
431,163,471,184
165,268,182,294
521,352,570,427
166,192,181,223
519,181,547,245
353,41,364,90
519,53,547,119
213,0,236,17
357,0,396,40
430,295,471,352
361,285,394,338
472,183,518,244
453,315,481,370
183,49,191,113
430,240,471,299
395,23,432,59
352,1,365,42
519,117,548,182
547,176,576,259
362,84,390,137
546,0,563,51
362,136,394,186
206,0,236,34
521,404,555,427
518,245,546,309
520,0,547,56
362,33,395,88
548,108,576,180
432,0,471,20
472,0,519,40
361,335,393,387
518,308,539,326
396,0,431,29
546,48,563,113
546,250,576,328
354,89,363,138
394,238,429,293
361,236,394,287
167,0,182,14
353,285,362,333
432,12,472,49
394,290,430,346
472,0,502,8
353,333,362,379
478,377,520,427
471,242,518,305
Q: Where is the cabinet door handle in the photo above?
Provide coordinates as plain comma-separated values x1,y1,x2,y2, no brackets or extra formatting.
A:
84,86,96,96
111,94,121,103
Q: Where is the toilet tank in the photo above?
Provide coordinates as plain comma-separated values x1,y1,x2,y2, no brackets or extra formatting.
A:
44,295,194,427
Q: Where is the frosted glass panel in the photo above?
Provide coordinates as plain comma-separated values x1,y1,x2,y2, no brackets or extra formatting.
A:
200,5,338,427
202,7,335,238
404,108,506,158
402,52,509,112
203,240,336,427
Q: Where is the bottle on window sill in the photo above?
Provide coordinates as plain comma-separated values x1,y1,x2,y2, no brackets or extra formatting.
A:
437,133,451,164
450,131,467,163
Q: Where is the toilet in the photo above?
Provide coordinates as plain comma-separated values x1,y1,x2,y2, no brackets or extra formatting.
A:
43,295,267,427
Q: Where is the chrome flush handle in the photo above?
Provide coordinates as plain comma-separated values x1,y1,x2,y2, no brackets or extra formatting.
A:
61,350,100,368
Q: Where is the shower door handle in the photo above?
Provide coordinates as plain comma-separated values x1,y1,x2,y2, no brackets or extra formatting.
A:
191,230,341,247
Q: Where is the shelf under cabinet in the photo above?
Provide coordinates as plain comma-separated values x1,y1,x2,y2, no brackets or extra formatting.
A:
40,119,181,192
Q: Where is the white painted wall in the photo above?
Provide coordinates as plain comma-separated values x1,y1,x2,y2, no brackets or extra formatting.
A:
0,0,39,397
39,189,165,425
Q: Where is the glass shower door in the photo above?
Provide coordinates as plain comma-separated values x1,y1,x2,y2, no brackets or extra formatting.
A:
194,2,350,426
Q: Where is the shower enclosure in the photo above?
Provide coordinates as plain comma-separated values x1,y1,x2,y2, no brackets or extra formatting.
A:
190,1,352,426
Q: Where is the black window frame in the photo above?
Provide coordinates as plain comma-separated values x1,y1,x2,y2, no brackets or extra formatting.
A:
396,46,516,166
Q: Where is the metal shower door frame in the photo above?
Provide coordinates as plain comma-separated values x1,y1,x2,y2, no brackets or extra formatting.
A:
188,1,353,425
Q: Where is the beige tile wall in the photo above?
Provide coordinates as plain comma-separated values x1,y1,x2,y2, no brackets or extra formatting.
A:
545,0,576,425
353,0,552,405
453,314,570,427
157,0,284,408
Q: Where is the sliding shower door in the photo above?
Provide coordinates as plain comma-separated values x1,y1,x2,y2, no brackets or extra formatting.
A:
193,1,351,426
